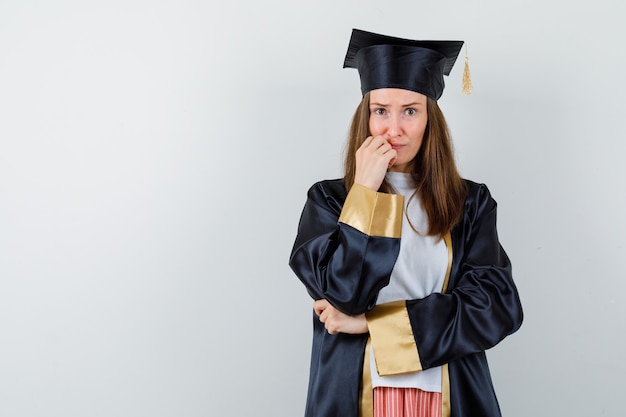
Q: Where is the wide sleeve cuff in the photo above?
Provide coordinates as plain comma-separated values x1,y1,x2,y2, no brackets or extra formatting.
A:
338,184,403,238
366,300,422,376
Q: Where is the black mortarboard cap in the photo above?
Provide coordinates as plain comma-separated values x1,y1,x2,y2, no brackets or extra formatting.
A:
343,29,464,100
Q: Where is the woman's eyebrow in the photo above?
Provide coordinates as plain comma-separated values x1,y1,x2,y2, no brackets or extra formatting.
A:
369,101,425,107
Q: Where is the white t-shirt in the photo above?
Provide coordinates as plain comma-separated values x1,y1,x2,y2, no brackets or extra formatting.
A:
370,171,448,392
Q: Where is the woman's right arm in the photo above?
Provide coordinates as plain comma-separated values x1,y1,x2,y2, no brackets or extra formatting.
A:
289,181,404,315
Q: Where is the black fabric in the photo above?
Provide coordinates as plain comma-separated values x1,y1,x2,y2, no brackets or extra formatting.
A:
290,180,400,314
343,29,464,99
289,179,523,417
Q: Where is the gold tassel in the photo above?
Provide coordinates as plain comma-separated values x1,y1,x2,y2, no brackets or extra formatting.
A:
462,44,472,95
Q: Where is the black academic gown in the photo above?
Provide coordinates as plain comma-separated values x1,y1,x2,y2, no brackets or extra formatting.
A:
289,179,523,417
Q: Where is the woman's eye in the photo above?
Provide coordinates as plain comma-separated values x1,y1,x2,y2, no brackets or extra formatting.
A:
374,108,386,115
405,108,416,116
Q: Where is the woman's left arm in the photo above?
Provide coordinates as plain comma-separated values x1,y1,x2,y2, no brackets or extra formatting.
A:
366,184,523,375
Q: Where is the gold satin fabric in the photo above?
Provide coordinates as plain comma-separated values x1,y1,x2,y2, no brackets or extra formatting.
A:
360,337,373,417
339,184,404,238
441,363,451,417
366,300,422,375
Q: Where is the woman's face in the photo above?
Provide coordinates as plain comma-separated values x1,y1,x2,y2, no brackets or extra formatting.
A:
368,88,428,173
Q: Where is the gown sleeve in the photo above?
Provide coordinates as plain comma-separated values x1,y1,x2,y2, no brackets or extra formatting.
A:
289,181,404,315
366,183,523,375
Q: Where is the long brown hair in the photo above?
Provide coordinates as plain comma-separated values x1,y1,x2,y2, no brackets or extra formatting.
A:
343,92,467,237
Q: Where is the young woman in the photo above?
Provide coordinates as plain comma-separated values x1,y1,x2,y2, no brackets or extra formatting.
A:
289,29,523,417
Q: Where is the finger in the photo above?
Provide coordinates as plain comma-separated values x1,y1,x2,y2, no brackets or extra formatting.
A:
362,135,389,151
313,299,328,316
357,136,374,150
376,142,392,155
318,309,327,323
369,135,390,148
323,316,337,334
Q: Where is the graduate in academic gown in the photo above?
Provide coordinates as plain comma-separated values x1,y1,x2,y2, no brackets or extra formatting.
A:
289,29,523,417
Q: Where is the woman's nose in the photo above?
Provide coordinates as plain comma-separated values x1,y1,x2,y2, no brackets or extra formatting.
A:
387,116,401,137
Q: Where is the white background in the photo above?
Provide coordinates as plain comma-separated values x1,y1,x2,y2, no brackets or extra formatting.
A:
1,1,625,416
